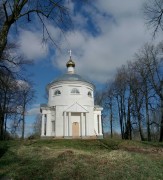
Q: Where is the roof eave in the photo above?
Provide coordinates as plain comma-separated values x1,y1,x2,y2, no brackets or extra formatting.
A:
47,80,95,90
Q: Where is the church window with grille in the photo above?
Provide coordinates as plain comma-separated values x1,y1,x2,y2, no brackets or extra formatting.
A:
71,88,80,94
54,89,61,96
88,91,92,97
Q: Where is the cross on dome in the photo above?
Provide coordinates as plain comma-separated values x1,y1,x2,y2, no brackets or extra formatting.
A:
68,50,72,59
66,49,75,73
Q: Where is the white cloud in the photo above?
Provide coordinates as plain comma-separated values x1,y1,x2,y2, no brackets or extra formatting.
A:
18,30,49,60
94,0,143,18
16,80,29,90
17,0,162,83
27,104,40,116
51,0,161,83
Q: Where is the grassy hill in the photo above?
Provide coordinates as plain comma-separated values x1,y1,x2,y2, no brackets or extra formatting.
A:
0,139,163,180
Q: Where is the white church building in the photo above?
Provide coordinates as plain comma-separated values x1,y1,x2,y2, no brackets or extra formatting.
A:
40,54,103,139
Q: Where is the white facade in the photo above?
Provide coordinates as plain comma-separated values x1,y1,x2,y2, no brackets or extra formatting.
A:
40,58,103,139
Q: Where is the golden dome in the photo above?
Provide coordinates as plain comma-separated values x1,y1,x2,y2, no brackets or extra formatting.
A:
66,59,75,67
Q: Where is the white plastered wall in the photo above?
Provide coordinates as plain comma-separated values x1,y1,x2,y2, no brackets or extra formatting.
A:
41,109,52,137
94,110,103,136
48,82,94,107
41,79,103,138
55,106,64,137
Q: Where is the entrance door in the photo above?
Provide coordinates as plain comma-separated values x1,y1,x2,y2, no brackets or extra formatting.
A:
72,122,79,137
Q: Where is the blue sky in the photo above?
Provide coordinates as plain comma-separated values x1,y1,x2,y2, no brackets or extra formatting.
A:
10,0,162,135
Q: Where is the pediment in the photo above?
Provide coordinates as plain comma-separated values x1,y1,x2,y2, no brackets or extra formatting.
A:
65,102,88,113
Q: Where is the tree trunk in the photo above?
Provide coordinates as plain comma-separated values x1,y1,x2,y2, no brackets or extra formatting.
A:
138,113,145,141
145,97,151,141
110,104,113,138
4,113,7,140
0,113,5,140
0,0,28,59
134,92,145,141
120,98,125,139
0,88,8,140
159,81,163,142
159,113,163,142
0,19,14,59
21,100,26,140
117,96,124,139
145,86,151,141
125,99,132,140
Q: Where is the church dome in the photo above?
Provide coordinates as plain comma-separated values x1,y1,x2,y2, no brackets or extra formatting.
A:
66,59,75,67
51,73,93,86
48,52,94,88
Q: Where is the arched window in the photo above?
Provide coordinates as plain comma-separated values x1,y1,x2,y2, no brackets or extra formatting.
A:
88,91,92,97
54,89,61,96
71,88,80,94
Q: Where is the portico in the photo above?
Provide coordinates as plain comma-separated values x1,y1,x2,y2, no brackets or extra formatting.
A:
63,103,88,138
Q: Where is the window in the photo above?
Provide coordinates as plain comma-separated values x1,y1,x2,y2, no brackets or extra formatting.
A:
71,88,80,94
88,91,92,97
54,89,61,96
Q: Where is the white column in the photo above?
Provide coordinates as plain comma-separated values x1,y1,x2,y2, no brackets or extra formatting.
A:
41,114,44,136
80,113,83,137
63,112,66,137
46,113,50,136
68,112,71,136
85,113,87,136
65,113,68,136
82,113,85,136
99,114,102,135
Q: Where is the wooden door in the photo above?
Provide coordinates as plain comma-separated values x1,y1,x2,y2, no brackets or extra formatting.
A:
72,122,79,137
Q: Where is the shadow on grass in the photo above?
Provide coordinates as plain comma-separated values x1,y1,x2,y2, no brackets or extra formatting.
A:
141,141,163,148
30,139,115,152
98,139,120,150
0,144,8,158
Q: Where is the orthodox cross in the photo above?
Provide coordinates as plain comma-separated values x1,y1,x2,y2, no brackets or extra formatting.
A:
68,50,72,59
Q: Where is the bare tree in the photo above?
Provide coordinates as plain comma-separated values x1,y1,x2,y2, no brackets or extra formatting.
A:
0,71,23,140
0,0,91,77
159,80,163,141
113,66,129,139
103,42,162,141
124,63,134,140
0,0,88,61
130,72,145,141
144,0,163,37
33,113,42,137
105,82,115,138
132,56,154,141
0,43,33,140
137,43,163,141
17,80,35,139
0,70,13,140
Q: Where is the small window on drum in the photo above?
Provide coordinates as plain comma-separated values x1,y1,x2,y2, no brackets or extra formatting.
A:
71,88,80,94
88,91,92,97
54,90,61,96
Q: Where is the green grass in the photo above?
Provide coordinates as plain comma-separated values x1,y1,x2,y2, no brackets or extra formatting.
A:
0,139,163,180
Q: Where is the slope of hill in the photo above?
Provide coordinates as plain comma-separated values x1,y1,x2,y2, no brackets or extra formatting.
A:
0,139,163,179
